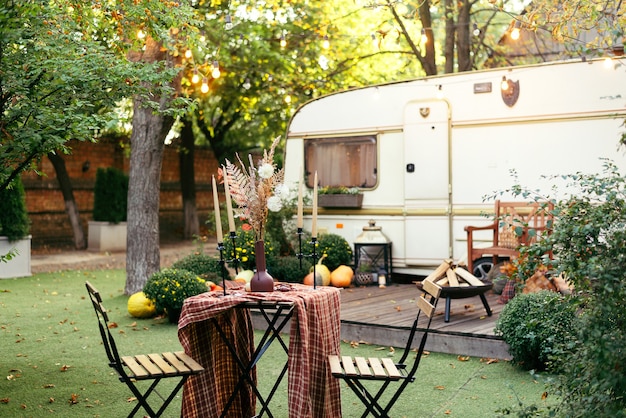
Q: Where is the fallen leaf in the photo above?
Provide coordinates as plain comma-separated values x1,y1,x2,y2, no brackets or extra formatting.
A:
108,322,118,329
127,396,137,403
128,322,137,327
480,375,487,379
60,365,70,372
457,355,470,362
395,306,402,311
21,403,26,409
69,394,79,405
444,410,452,415
542,391,548,400
435,385,446,390
0,398,9,404
49,397,55,403
43,384,55,388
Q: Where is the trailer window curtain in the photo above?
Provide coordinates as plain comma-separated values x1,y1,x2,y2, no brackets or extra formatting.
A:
304,135,377,189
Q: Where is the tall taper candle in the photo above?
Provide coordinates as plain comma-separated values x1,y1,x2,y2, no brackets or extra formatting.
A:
297,171,304,228
212,175,223,242
223,166,236,232
311,171,318,238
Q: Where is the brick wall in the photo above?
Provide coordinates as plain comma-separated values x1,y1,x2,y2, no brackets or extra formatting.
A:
22,138,219,248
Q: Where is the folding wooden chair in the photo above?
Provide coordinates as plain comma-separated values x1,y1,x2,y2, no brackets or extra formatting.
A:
85,281,204,417
328,280,442,417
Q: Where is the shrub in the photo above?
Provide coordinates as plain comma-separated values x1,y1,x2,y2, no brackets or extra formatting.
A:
0,176,30,241
267,256,312,283
500,161,626,415
93,167,128,223
171,253,229,282
143,268,208,314
317,233,353,272
222,227,279,271
495,290,578,372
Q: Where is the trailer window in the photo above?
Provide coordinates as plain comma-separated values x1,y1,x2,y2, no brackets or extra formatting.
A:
304,135,377,188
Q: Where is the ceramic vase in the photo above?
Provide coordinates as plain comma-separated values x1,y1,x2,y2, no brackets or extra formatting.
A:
250,240,274,292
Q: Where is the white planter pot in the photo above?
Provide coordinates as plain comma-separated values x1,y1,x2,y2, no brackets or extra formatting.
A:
0,235,32,279
88,221,127,252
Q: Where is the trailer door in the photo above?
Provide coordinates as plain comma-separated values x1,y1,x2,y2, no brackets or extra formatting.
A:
403,100,452,263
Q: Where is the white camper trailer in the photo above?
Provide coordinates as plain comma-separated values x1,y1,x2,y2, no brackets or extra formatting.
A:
283,57,626,279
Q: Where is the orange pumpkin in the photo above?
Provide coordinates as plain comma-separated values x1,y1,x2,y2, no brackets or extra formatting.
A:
330,265,354,288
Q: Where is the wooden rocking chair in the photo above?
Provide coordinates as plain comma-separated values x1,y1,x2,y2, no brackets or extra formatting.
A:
328,280,442,417
85,281,204,417
464,200,554,277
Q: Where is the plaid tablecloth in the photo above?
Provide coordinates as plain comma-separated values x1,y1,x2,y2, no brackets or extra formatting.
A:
177,284,342,418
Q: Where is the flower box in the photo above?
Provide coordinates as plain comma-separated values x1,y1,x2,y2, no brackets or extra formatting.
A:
318,194,363,208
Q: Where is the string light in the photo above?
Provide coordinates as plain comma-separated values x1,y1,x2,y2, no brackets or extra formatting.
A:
191,69,200,84
501,76,510,91
604,56,613,69
421,28,428,44
201,77,209,94
137,29,146,39
510,21,521,41
211,60,221,79
322,35,330,50
243,78,251,90
184,49,192,59
473,23,480,37
225,15,233,30
280,34,287,48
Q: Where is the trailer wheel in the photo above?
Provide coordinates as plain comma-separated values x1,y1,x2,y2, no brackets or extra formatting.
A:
472,258,496,280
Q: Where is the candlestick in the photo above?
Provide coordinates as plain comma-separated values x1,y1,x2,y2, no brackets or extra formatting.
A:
297,172,303,228
311,171,318,238
212,175,223,243
223,165,236,233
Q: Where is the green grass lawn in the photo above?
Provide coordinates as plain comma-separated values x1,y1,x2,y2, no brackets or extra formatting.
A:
0,269,558,417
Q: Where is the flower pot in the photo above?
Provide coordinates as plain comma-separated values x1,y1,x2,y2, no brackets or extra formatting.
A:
250,240,274,292
88,221,127,252
0,235,31,279
318,194,363,208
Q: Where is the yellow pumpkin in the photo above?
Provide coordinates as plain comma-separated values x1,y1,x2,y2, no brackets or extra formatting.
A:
330,265,354,288
303,255,331,286
127,292,157,319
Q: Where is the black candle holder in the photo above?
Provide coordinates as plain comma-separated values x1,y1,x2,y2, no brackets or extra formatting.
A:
297,228,319,289
217,231,240,296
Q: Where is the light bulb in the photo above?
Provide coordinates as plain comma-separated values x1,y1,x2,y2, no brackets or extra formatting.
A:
225,15,233,30
211,61,220,79
604,57,613,69
473,23,480,37
137,29,146,39
280,35,287,48
421,28,428,44
201,77,209,93
243,78,251,90
284,95,292,104
510,21,521,41
501,76,510,91
322,35,330,50
191,69,200,84
184,49,192,59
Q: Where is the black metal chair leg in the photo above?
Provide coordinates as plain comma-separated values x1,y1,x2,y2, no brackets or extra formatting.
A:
444,296,451,323
479,293,493,316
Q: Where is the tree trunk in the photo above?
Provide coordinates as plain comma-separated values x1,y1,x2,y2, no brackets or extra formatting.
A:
47,152,86,249
180,117,199,239
417,0,437,75
124,36,178,295
456,0,472,72
444,0,456,74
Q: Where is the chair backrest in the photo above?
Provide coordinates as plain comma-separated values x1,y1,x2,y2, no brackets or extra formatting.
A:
398,280,441,371
494,200,554,248
85,281,124,372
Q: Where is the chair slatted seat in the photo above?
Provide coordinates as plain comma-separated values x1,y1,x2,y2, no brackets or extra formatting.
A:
86,281,204,417
328,279,441,417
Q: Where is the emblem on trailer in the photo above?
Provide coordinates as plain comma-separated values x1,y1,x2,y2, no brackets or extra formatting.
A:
501,77,520,107
419,107,430,118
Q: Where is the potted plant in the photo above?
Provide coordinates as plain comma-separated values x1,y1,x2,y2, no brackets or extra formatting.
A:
318,186,363,208
354,260,376,286
0,176,31,278
88,167,129,252
143,268,209,323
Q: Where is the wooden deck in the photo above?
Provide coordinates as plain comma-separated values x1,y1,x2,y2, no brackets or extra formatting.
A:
338,283,511,360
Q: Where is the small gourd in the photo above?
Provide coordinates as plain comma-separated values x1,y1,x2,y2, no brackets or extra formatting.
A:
330,265,354,288
303,255,331,286
127,292,157,319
